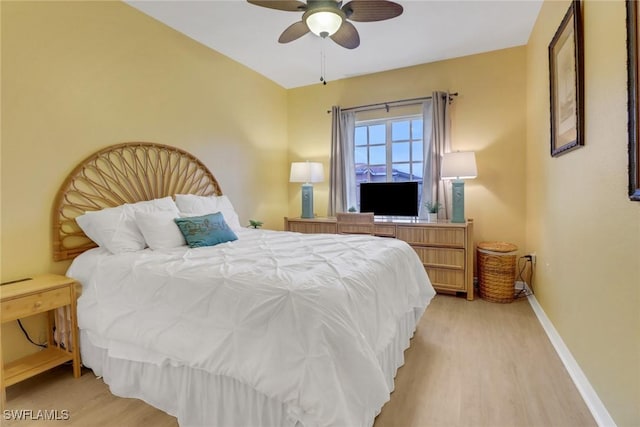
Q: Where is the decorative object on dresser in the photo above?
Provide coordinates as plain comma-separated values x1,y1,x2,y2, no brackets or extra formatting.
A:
440,151,478,223
424,201,442,223
289,161,324,219
336,212,374,235
285,217,474,300
0,274,81,408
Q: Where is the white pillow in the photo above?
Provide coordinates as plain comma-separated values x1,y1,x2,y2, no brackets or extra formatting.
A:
134,210,185,250
175,194,242,231
76,197,180,254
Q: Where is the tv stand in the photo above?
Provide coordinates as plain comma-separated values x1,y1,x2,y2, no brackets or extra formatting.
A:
284,217,474,300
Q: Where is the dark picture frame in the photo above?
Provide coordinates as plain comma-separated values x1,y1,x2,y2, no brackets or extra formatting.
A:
627,0,640,201
549,0,584,157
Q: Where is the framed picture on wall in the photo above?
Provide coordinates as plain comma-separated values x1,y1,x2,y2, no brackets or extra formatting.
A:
548,0,584,157
627,0,640,201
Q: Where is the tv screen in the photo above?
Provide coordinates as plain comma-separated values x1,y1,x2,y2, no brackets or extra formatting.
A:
359,181,419,217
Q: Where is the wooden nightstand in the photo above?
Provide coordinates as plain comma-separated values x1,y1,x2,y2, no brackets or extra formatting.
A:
0,274,81,408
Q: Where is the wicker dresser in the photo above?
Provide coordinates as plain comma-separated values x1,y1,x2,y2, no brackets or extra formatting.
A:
284,217,474,300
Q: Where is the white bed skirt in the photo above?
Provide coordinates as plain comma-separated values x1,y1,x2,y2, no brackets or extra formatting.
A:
80,306,423,427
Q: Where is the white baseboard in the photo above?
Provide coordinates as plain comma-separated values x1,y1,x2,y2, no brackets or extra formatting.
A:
520,283,617,427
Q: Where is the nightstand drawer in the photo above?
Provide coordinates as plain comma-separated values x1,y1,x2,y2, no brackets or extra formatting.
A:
412,247,465,269
1,288,71,322
425,267,465,291
396,226,465,247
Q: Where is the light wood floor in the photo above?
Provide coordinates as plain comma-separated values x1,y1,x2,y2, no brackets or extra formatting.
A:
4,295,596,427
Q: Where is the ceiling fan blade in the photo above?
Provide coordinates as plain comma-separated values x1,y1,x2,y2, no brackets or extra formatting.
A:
247,0,307,12
330,21,360,49
279,21,311,43
341,0,403,22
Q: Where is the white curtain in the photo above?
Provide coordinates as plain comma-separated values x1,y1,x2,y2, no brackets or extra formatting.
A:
418,100,433,219
328,106,356,216
419,91,452,220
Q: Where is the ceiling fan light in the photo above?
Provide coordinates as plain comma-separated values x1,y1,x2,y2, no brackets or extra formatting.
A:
306,11,342,38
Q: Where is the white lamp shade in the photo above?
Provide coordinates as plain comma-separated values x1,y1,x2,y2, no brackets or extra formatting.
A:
290,162,324,183
441,151,478,180
306,11,343,37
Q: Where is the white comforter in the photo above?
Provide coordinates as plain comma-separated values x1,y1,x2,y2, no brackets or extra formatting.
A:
68,229,434,427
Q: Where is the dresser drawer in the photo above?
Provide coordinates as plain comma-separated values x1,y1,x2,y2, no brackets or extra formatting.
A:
412,246,465,269
288,222,337,234
283,217,474,299
1,288,71,322
425,267,466,291
374,224,396,237
397,225,465,247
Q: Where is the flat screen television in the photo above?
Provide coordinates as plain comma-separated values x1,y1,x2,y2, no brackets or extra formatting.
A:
359,181,419,217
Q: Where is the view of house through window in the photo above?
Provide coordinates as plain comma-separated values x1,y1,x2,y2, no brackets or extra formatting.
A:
354,115,424,209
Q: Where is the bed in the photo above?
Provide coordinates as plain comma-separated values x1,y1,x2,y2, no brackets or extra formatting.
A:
52,142,435,427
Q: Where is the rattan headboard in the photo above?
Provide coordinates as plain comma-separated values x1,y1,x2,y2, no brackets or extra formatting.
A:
52,142,222,261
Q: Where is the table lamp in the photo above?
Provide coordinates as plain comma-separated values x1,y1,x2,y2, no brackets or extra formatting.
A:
441,151,477,223
290,161,324,218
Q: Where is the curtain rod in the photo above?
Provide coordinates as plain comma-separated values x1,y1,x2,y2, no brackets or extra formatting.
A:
326,92,458,114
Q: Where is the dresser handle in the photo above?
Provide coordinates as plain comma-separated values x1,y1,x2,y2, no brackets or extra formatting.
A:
33,301,42,309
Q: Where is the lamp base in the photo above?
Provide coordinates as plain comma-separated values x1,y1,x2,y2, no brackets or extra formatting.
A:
451,180,465,223
301,183,314,218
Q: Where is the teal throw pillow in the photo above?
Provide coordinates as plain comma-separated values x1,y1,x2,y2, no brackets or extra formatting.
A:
174,212,238,248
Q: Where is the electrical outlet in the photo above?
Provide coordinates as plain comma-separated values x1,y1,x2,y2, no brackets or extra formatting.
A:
523,253,537,266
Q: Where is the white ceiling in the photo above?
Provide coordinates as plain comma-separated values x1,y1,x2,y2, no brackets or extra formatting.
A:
126,0,543,89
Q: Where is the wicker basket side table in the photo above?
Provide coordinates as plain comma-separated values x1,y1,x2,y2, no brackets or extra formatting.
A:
477,241,518,303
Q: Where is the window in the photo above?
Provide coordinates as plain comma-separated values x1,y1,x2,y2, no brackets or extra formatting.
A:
354,115,424,209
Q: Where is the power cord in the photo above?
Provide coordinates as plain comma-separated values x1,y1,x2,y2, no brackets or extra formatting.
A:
515,256,535,299
17,319,47,349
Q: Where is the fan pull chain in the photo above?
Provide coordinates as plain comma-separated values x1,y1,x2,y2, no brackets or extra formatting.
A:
320,45,327,85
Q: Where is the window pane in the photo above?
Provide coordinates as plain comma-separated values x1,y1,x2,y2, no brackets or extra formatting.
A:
355,127,367,146
353,115,425,196
392,163,410,181
412,141,423,161
412,119,423,139
413,162,423,180
392,121,410,141
369,124,386,144
369,145,386,164
392,142,410,162
355,146,367,164
355,166,370,183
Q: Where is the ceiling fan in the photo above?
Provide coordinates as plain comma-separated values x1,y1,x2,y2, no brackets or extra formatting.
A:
247,0,404,49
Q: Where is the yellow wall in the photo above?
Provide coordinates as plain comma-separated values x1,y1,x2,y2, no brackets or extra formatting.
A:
1,1,288,361
287,46,528,253
526,1,640,425
3,1,639,423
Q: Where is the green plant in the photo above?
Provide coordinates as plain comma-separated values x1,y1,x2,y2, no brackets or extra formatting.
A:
248,219,263,229
347,206,357,213
425,201,442,214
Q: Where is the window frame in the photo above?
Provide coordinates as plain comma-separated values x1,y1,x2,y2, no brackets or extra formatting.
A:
353,114,424,211
354,114,424,183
